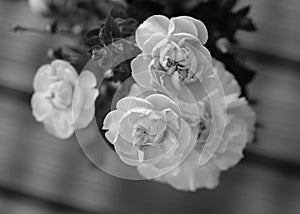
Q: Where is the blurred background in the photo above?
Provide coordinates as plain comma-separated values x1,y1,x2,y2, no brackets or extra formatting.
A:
0,0,300,213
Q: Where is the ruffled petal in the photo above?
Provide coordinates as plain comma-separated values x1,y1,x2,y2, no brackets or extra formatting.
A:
171,16,208,44
215,122,248,170
74,106,95,129
78,70,97,88
176,119,195,155
150,151,220,191
115,135,139,166
115,135,137,155
186,39,212,62
118,108,152,142
128,83,156,98
43,110,74,139
146,94,180,116
169,16,198,38
83,88,99,109
116,96,154,112
52,59,78,85
31,92,54,121
212,60,241,96
33,65,57,92
103,110,124,143
136,15,170,50
131,54,153,88
142,34,166,56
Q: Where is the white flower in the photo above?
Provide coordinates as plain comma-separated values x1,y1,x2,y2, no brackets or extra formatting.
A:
131,15,215,102
31,60,99,139
136,59,256,191
103,92,197,177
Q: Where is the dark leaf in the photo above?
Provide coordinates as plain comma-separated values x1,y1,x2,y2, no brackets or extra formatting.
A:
110,5,128,18
240,18,257,31
84,36,101,47
221,0,238,11
89,45,103,55
105,15,122,39
86,28,100,39
235,6,251,18
99,27,112,46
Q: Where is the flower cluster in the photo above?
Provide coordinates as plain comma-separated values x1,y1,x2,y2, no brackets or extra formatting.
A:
103,15,255,190
30,12,256,191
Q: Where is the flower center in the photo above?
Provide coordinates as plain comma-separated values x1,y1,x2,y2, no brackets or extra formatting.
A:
195,110,211,151
153,41,198,84
133,125,166,148
132,113,167,150
47,81,73,109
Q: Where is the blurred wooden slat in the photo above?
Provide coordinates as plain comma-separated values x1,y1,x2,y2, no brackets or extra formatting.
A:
246,55,300,163
0,1,300,214
0,190,84,214
0,0,73,93
0,86,300,214
236,0,300,62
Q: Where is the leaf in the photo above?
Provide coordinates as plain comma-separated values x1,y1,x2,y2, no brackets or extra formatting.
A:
110,5,128,18
84,36,101,48
99,27,112,46
99,15,122,46
116,18,138,37
221,0,238,11
105,15,122,39
240,18,257,31
86,28,100,38
235,6,251,18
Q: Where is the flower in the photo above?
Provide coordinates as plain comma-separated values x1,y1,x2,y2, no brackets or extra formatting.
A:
137,59,255,191
31,60,99,139
131,15,215,102
103,92,197,176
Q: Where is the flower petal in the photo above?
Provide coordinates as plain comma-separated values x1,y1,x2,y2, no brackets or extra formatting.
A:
103,110,124,143
136,15,170,50
74,106,95,129
172,16,208,44
215,123,248,170
31,93,53,121
78,70,97,88
131,54,153,88
118,108,152,142
52,59,78,85
169,16,198,38
146,94,180,116
152,151,220,191
33,65,57,92
142,34,166,56
83,88,99,109
213,60,241,96
116,96,154,112
115,136,139,166
43,110,74,139
115,135,137,155
187,39,212,62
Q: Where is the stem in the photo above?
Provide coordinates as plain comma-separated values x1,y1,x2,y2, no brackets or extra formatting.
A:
10,24,77,38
